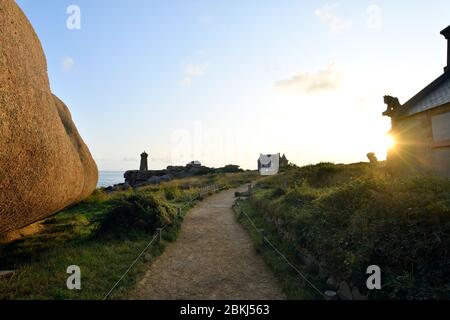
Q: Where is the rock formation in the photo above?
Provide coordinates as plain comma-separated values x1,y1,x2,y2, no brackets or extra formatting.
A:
0,0,98,234
366,152,378,165
101,155,243,191
123,164,215,188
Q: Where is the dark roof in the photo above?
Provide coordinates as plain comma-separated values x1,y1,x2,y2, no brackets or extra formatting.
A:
394,25,450,118
397,71,450,118
441,25,450,39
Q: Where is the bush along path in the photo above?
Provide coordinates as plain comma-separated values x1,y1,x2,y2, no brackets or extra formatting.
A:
244,163,450,300
131,185,285,300
0,192,182,300
0,172,258,300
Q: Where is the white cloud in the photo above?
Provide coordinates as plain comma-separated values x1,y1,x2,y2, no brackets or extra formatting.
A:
275,63,343,94
181,62,209,87
61,56,75,71
315,3,352,34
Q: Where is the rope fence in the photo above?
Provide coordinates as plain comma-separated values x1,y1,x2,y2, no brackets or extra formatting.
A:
102,229,163,300
102,183,221,300
235,199,331,300
102,183,327,300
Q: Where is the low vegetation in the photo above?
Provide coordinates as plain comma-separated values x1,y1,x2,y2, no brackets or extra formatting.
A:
240,162,450,299
95,194,177,239
234,200,325,299
0,171,257,300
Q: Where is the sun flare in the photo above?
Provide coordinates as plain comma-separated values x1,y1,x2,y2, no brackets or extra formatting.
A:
370,133,395,160
383,134,396,150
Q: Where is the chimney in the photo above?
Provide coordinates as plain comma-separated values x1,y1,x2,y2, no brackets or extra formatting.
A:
441,25,450,73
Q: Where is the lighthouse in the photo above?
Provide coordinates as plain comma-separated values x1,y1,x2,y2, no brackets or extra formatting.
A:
140,151,148,171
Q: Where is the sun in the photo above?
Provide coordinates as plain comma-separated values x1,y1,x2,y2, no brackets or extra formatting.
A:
368,132,396,161
382,134,396,150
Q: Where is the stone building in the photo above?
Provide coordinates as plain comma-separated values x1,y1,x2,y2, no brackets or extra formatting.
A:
140,151,148,171
383,25,450,178
280,154,289,167
187,160,202,168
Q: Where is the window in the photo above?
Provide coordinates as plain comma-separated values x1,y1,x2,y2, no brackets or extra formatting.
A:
431,112,450,146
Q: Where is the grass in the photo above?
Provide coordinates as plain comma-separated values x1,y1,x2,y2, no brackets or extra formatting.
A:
0,194,184,300
1,238,163,300
243,162,450,299
0,171,258,300
234,199,325,300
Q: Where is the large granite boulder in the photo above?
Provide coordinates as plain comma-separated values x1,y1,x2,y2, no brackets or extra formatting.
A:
0,0,98,234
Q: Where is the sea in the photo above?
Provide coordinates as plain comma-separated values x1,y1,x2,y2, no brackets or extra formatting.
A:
97,171,125,188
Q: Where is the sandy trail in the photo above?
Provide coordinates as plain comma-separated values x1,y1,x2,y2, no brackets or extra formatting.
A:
132,185,285,300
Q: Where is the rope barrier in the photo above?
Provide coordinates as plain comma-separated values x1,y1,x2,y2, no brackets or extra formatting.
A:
102,228,164,300
263,236,326,298
235,201,326,299
238,205,260,234
102,184,221,300
104,183,327,299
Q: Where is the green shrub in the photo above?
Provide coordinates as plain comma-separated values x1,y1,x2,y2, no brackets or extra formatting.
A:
164,187,181,201
249,163,450,299
95,193,176,239
82,189,110,204
271,187,287,198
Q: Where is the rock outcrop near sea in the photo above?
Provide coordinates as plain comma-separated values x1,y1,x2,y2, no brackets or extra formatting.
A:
0,0,98,235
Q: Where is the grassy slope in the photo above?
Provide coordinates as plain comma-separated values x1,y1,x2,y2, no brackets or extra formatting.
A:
0,171,257,300
238,163,450,299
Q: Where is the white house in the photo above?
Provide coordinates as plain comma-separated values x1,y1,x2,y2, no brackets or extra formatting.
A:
258,154,280,176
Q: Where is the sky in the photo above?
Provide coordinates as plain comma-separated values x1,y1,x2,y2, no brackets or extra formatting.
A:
16,0,450,171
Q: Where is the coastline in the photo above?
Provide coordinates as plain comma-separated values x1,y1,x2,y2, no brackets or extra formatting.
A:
97,171,125,188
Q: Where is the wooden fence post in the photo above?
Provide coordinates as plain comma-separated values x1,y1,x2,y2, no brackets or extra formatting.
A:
324,290,337,300
237,209,242,219
259,229,266,248
156,228,163,243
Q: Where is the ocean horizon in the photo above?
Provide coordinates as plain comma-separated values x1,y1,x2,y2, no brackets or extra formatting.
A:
97,171,125,188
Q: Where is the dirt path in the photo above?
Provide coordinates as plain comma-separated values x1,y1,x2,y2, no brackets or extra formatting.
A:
132,185,285,300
